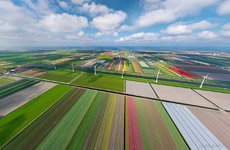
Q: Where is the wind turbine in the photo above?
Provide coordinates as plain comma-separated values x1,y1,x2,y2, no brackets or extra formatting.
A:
54,63,56,70
121,67,124,78
94,65,97,75
155,69,161,83
200,74,209,88
72,62,75,72
49,60,56,70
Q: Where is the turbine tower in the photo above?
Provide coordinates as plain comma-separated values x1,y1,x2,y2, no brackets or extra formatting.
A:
94,65,97,75
121,67,124,78
72,62,75,72
155,69,161,83
200,74,209,88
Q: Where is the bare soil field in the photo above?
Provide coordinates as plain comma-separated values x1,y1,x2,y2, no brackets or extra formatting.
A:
189,106,230,149
22,70,47,77
126,81,157,98
0,82,56,116
195,90,230,111
151,84,217,109
81,59,97,67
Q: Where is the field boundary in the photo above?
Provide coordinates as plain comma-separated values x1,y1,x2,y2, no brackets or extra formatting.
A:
161,103,190,149
11,74,221,111
149,83,160,98
191,89,223,111
68,73,83,84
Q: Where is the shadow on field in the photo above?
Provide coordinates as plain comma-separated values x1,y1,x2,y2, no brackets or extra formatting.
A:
0,115,25,143
88,74,102,83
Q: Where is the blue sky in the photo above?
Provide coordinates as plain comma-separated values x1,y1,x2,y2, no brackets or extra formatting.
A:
0,0,230,48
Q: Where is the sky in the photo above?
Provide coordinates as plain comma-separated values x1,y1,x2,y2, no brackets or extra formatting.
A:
0,0,230,48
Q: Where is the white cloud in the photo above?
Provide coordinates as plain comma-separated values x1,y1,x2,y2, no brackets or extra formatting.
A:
119,25,135,31
162,20,214,35
79,2,111,16
91,11,127,31
163,24,191,35
136,0,218,28
198,31,218,39
217,0,230,15
59,1,69,9
95,31,118,37
119,32,159,42
223,23,230,30
220,23,230,37
71,0,88,5
39,13,88,32
22,0,53,16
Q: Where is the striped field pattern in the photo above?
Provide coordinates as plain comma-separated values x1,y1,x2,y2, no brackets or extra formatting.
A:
163,102,227,150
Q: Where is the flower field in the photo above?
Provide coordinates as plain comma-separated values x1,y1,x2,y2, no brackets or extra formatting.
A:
125,97,188,149
138,61,149,68
131,61,142,73
168,67,200,78
1,85,190,149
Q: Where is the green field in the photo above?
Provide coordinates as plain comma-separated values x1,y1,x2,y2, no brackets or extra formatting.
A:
72,73,124,92
5,88,85,149
0,77,15,87
38,69,81,83
38,90,97,149
0,85,73,147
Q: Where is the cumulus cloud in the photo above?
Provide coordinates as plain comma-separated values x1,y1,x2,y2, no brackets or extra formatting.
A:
162,20,214,35
220,23,230,37
79,2,111,16
39,13,88,33
21,0,53,16
217,0,230,15
91,11,127,31
119,32,159,42
223,23,230,30
198,31,218,39
71,0,88,5
95,31,119,37
136,0,218,28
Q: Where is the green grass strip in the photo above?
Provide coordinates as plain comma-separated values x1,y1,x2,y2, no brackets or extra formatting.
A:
156,102,189,150
67,92,104,149
0,85,72,147
37,90,97,150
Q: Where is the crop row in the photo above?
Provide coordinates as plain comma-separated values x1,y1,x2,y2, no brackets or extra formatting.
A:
0,85,73,147
0,79,39,99
1,85,189,149
163,102,227,150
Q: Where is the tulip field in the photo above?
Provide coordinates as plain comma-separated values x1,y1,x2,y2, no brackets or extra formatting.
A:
1,84,191,149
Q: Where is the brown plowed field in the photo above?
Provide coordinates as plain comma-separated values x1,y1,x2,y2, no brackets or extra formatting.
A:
189,106,230,148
